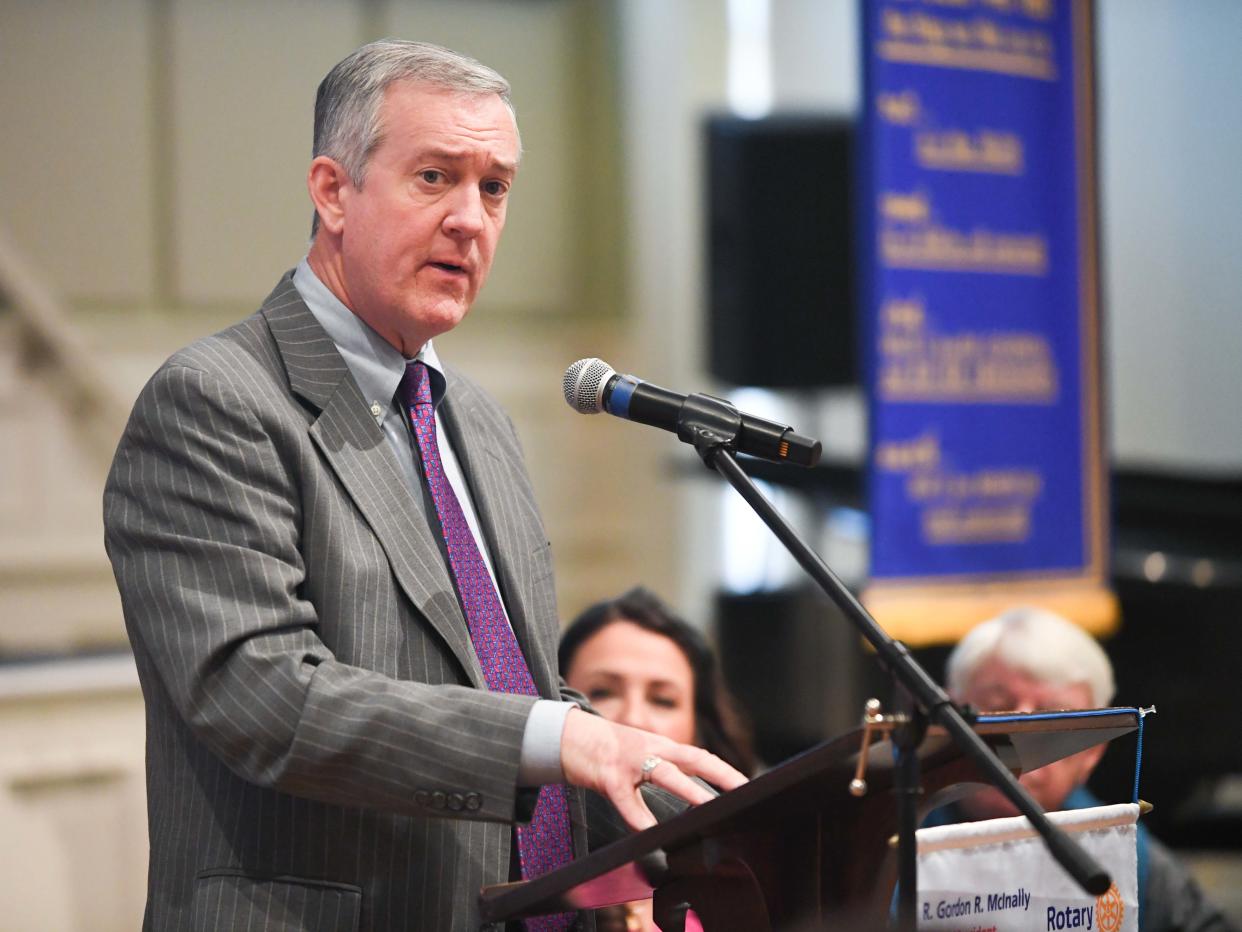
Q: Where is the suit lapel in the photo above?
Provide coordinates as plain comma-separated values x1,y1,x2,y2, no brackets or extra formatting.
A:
439,379,560,701
262,279,486,688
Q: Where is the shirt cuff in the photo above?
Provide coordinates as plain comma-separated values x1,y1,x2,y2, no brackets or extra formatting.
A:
516,699,574,787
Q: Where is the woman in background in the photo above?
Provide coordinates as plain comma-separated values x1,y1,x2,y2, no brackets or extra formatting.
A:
560,587,756,931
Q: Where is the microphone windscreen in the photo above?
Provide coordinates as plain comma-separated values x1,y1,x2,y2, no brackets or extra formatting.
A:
562,358,616,414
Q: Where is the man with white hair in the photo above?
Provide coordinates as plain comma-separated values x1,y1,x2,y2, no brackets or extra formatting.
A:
928,606,1235,932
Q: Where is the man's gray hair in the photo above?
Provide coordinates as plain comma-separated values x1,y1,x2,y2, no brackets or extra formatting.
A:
310,38,516,237
946,606,1116,708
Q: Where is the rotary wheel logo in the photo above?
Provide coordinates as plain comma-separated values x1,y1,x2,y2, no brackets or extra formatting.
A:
1096,882,1124,932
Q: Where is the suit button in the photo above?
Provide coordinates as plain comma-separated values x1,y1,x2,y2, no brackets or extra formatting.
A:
465,793,482,811
431,791,447,810
414,789,430,807
447,793,465,811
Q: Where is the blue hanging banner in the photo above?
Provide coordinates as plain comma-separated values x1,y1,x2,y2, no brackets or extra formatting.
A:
860,0,1115,643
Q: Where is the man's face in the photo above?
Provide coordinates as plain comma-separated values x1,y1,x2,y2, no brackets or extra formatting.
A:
954,654,1104,820
331,82,519,355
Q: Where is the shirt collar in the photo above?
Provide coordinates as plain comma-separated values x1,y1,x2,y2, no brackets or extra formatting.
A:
292,258,448,426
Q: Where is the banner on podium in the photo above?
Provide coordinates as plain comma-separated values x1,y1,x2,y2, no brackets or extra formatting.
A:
917,803,1138,932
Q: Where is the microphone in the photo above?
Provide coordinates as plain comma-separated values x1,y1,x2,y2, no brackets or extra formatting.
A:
562,358,821,467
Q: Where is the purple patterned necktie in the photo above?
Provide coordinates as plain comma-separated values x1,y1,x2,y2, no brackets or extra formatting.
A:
400,361,575,932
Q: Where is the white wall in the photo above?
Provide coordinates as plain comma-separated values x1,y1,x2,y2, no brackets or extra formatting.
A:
1098,0,1242,474
0,0,156,303
0,0,591,317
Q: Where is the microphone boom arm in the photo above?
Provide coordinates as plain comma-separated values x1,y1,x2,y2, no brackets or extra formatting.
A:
680,419,1111,930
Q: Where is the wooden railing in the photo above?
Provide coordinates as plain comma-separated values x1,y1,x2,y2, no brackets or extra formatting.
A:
0,227,129,469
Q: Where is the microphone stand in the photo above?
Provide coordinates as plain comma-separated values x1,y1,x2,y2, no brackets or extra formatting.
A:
674,395,1110,930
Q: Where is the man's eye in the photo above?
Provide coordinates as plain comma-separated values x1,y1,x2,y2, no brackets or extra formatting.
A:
586,687,615,702
420,170,445,184
482,180,508,197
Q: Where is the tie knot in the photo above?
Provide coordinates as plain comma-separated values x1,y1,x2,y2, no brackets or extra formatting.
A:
400,359,434,409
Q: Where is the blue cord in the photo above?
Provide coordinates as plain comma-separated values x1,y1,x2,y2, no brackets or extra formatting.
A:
1132,706,1156,804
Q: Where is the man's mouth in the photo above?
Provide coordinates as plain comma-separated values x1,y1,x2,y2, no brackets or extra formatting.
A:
429,261,466,274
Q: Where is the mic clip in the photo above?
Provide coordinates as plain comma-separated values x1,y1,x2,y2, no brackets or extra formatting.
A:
676,393,744,470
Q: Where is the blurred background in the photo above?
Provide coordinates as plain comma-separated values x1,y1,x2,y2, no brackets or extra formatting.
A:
1,0,1239,927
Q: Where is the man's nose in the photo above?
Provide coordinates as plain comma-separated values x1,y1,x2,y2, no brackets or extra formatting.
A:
443,186,486,239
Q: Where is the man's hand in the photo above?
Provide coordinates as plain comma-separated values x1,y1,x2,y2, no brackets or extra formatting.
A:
560,707,748,831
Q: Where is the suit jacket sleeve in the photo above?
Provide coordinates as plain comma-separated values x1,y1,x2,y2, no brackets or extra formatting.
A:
105,358,539,824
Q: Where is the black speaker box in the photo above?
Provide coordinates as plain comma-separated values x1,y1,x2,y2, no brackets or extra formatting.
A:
705,114,857,389
714,586,867,765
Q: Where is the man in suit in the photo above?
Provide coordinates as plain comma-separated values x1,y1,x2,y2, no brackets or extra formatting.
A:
104,39,745,932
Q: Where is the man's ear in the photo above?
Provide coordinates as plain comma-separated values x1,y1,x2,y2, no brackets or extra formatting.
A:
307,156,350,236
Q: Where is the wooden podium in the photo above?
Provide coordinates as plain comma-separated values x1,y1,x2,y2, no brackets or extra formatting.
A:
479,709,1139,931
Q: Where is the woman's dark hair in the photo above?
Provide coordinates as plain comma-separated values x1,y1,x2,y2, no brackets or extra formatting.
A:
559,586,756,776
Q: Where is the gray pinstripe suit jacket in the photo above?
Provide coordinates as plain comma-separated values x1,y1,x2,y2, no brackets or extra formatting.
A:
104,275,603,931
